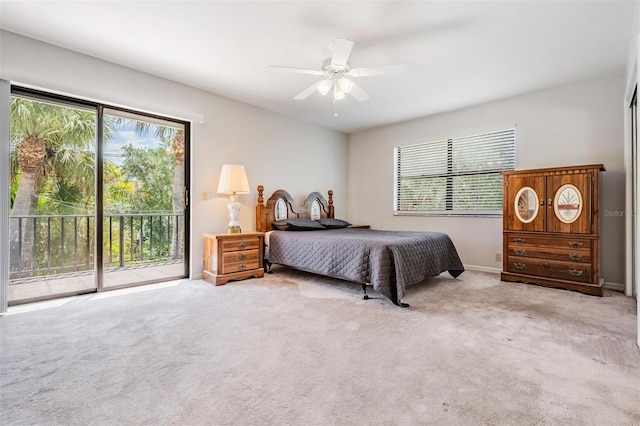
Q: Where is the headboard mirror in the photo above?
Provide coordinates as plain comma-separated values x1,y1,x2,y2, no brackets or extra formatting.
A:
256,186,334,232
274,198,288,221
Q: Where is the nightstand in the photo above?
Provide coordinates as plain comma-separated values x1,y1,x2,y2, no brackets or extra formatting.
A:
203,232,265,286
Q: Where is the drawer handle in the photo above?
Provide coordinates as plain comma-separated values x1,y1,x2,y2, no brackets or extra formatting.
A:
238,263,246,270
514,262,526,270
514,238,526,244
514,249,526,256
568,254,583,261
568,242,583,249
568,269,584,277
238,253,247,260
237,242,247,249
543,262,550,269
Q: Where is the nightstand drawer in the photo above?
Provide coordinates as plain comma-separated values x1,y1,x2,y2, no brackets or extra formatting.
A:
222,260,260,274
222,249,259,264
221,238,261,252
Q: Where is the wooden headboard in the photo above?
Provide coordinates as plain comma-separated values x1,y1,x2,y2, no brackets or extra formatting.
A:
256,185,335,232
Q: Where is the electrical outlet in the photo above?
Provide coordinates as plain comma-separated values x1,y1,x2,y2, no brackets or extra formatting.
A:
495,252,502,262
202,191,208,200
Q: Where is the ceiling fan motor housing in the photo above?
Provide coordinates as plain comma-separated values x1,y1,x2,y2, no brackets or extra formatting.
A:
322,58,350,74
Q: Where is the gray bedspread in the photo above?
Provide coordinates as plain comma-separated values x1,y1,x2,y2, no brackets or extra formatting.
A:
267,228,464,305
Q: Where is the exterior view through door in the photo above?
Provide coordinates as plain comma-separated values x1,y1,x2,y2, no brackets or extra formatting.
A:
7,88,189,304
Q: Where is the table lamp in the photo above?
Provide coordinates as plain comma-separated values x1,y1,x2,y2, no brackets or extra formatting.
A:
217,164,250,233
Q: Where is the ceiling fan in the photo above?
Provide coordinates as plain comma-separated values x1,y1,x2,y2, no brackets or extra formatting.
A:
271,38,408,105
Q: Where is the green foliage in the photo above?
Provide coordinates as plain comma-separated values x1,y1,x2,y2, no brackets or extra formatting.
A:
9,172,18,209
37,180,87,215
118,144,174,214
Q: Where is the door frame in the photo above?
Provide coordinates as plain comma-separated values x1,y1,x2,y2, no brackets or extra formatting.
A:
0,79,10,314
623,33,638,350
99,105,191,290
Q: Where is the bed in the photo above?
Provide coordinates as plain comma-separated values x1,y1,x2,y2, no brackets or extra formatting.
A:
255,186,464,307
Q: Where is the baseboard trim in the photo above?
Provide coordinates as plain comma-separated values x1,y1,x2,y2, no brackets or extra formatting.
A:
461,266,626,293
604,281,624,292
462,266,625,292
463,265,501,274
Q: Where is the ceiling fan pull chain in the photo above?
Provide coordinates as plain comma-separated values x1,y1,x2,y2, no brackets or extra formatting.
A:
334,99,338,117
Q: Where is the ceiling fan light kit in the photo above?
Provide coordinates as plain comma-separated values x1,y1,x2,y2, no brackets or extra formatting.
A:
338,78,353,93
317,79,332,96
271,38,407,115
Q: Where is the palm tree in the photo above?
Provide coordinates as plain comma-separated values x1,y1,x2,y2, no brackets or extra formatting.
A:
9,97,98,278
170,129,185,259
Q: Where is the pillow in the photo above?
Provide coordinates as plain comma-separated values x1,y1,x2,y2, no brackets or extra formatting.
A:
317,218,352,229
272,218,326,231
271,219,290,230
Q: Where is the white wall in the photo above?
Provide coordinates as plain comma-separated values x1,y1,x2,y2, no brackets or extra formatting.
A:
349,74,626,285
0,31,349,279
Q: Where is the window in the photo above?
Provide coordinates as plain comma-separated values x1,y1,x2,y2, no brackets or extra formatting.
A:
394,128,515,216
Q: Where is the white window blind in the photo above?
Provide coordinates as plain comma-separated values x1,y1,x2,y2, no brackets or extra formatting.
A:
394,128,515,216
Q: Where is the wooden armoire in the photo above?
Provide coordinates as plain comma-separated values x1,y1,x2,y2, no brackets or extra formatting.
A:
501,164,605,296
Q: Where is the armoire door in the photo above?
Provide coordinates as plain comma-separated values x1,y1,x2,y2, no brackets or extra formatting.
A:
504,175,545,232
546,173,592,234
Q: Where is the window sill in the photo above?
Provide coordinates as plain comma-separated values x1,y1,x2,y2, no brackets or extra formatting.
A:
394,212,502,218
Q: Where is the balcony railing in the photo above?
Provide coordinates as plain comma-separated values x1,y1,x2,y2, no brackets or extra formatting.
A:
9,213,184,282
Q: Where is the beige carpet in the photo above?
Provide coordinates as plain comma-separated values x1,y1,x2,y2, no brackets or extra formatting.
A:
1,267,639,425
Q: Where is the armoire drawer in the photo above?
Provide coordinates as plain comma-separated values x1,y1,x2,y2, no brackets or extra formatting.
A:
506,235,592,250
506,256,592,283
507,245,591,263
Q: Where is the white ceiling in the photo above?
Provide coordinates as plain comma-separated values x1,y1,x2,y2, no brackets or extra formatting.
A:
0,1,636,134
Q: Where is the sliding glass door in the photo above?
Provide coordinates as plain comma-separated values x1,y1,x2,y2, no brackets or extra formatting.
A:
101,109,187,289
8,94,97,302
6,88,189,304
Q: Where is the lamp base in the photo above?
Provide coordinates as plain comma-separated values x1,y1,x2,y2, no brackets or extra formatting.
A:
226,195,242,234
227,225,242,234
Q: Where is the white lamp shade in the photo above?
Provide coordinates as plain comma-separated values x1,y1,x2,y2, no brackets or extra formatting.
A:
217,164,250,195
317,79,333,96
338,78,353,93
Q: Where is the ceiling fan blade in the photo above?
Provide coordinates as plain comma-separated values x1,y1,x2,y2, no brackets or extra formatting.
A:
347,64,408,77
330,38,354,69
348,82,370,102
294,81,321,100
270,65,326,76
